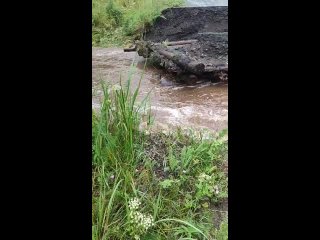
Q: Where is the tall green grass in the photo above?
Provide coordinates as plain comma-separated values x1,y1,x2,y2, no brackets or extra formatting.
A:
92,72,149,239
92,0,184,47
92,71,228,239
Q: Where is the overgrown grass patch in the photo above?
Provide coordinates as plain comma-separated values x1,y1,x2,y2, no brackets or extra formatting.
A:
92,71,228,239
92,0,184,47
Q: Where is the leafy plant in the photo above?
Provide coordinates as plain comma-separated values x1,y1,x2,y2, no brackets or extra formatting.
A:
92,70,228,239
92,0,184,47
159,179,178,189
216,219,228,240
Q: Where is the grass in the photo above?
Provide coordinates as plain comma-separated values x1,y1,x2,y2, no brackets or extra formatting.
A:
92,0,184,47
92,68,228,239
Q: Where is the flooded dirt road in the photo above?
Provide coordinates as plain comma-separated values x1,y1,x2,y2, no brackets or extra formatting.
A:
92,47,228,133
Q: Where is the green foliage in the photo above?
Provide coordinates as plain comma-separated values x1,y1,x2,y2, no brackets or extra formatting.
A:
92,70,228,239
159,179,178,189
195,170,228,203
92,0,184,47
216,219,228,240
106,0,123,25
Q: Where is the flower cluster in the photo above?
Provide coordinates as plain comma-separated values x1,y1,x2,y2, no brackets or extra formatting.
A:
128,197,141,211
129,211,154,231
127,197,155,239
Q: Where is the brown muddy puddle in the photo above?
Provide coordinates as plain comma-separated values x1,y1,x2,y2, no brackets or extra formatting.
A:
92,47,228,133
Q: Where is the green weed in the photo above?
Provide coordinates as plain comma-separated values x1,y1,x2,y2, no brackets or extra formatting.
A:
92,70,228,239
92,0,184,47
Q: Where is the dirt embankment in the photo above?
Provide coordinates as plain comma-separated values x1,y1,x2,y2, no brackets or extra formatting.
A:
145,7,228,42
142,7,228,81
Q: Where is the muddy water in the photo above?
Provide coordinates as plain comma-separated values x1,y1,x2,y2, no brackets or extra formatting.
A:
185,0,228,7
92,47,228,132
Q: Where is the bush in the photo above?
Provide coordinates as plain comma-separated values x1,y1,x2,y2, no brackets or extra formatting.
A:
92,0,184,47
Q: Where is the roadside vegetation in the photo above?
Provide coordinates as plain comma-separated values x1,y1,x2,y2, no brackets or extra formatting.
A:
92,0,184,47
92,70,228,239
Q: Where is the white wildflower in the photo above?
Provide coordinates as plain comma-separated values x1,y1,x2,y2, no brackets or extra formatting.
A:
128,197,155,237
128,197,141,211
214,186,220,194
